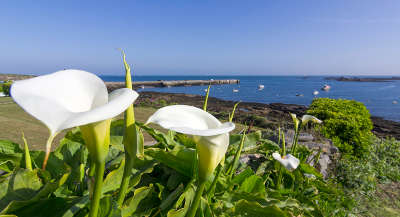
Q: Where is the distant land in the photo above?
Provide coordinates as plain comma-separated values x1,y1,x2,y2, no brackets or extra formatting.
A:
0,73,239,90
325,76,400,82
0,73,34,81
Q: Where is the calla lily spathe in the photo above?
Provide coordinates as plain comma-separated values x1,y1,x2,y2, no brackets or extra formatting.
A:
11,69,139,167
146,105,235,181
272,152,300,171
290,113,322,125
301,114,322,124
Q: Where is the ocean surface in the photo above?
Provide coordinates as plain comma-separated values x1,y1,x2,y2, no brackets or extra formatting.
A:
100,75,400,122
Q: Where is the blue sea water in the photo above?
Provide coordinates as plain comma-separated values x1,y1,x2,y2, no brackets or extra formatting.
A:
100,75,400,122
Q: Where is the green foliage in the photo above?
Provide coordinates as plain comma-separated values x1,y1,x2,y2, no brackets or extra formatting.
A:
307,98,373,156
0,120,356,216
0,81,12,96
336,136,400,194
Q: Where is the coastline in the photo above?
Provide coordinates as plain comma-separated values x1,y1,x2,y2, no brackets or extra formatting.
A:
1,73,399,139
137,91,400,140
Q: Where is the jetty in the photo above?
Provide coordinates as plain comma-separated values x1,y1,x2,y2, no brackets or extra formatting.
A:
106,79,240,92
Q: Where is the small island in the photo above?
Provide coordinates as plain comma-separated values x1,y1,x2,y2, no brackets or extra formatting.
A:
325,76,400,82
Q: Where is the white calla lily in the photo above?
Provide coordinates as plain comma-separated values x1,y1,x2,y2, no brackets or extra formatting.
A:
11,69,139,168
301,114,322,125
290,113,300,131
272,152,300,171
146,105,235,181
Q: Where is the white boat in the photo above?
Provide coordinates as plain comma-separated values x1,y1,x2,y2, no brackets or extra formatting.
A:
258,84,264,90
393,100,398,104
233,89,239,93
313,90,319,95
321,84,331,91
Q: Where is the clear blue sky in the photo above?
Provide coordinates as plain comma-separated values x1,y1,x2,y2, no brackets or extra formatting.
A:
1,0,400,76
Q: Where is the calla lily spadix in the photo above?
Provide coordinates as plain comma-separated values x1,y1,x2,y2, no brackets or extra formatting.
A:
11,69,139,169
272,152,300,171
146,105,235,181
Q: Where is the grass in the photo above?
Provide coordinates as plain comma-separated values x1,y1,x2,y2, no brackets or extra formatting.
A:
0,97,157,150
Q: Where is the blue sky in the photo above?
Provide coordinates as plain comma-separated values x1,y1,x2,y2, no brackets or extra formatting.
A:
1,0,400,75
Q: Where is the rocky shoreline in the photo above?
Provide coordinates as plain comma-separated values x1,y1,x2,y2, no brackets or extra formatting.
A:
137,91,400,140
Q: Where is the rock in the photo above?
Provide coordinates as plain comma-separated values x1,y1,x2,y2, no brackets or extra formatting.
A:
239,154,265,172
317,154,331,178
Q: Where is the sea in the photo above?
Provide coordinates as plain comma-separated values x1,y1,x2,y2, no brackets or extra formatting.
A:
100,75,400,122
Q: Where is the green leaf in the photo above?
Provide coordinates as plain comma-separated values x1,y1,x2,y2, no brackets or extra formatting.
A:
239,175,266,196
61,196,90,217
98,196,121,217
110,119,125,136
159,184,184,211
130,158,158,188
146,145,196,178
121,185,153,217
102,158,125,194
299,163,323,179
231,168,254,185
0,167,71,214
0,140,23,172
167,184,195,217
139,123,177,148
10,197,87,217
230,200,288,217
0,169,42,211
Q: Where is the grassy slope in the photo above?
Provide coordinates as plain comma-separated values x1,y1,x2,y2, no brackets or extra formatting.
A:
0,97,158,150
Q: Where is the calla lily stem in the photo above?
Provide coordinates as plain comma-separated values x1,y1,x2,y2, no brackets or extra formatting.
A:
291,123,301,155
228,129,247,180
89,161,105,217
187,181,206,217
277,131,286,190
117,156,134,205
42,134,56,170
206,163,223,199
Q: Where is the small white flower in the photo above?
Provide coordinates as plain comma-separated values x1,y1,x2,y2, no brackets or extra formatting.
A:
304,173,316,180
272,152,300,171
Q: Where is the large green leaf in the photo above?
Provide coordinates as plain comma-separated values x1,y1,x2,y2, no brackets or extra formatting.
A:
0,140,23,172
231,167,254,185
98,196,121,217
230,200,288,217
139,124,177,149
121,185,154,217
0,168,71,214
145,145,196,178
239,175,266,196
102,158,125,194
0,169,42,211
167,183,195,217
11,197,86,217
130,158,158,188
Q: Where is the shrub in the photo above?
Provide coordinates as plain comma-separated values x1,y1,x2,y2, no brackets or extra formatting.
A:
0,81,12,96
307,98,373,156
